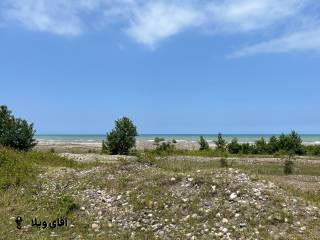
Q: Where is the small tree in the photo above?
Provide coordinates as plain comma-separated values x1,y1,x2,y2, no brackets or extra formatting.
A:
278,131,304,155
267,136,279,154
199,136,209,151
0,105,36,151
255,137,268,154
102,117,137,155
227,138,241,154
214,133,226,151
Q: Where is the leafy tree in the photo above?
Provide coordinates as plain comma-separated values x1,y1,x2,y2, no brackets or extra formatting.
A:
102,117,137,155
267,136,279,154
0,105,36,151
255,137,268,154
214,133,227,151
278,131,304,155
199,136,209,151
227,138,241,154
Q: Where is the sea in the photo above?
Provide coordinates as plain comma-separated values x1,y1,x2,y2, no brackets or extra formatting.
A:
36,134,320,145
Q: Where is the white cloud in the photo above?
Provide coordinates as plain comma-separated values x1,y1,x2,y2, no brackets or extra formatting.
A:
1,0,319,54
125,2,203,47
230,28,320,57
1,0,109,35
206,0,307,33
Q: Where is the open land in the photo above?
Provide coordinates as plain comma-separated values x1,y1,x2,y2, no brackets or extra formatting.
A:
1,143,320,239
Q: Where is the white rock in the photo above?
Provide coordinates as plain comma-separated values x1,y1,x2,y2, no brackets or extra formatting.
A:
92,223,99,229
230,193,237,200
192,214,198,219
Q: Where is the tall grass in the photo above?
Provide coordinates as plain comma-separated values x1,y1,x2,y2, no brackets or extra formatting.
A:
0,147,83,190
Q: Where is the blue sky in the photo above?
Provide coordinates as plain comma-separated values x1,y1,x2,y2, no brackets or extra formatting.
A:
1,0,320,134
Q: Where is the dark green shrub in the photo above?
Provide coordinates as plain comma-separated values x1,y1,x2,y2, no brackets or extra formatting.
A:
267,136,279,154
199,136,209,151
58,195,80,216
0,105,37,151
102,117,137,155
172,139,177,144
227,138,241,154
255,137,268,154
241,143,252,154
155,142,175,154
154,137,165,145
278,131,304,155
305,145,320,156
214,133,226,151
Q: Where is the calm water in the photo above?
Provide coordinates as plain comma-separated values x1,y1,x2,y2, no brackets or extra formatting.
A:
36,134,320,145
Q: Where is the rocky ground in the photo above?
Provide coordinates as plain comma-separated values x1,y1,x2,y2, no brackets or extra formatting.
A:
9,154,320,239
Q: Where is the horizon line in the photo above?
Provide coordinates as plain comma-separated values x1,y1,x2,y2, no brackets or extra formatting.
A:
35,133,320,136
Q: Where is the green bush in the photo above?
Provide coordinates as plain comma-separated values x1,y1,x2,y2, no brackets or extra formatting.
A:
226,132,305,156
214,133,226,151
154,137,165,145
255,138,268,154
199,136,209,151
304,145,320,156
278,131,304,155
227,138,241,154
155,142,175,154
240,143,252,154
58,194,80,216
0,105,37,151
267,136,279,154
102,117,137,155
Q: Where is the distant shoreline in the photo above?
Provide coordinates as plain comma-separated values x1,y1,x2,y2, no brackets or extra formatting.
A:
36,134,320,146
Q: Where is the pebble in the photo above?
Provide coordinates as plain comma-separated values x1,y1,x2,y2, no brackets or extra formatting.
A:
91,223,99,229
230,193,237,200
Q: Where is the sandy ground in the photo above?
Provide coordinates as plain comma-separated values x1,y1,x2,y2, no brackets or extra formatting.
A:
35,140,203,152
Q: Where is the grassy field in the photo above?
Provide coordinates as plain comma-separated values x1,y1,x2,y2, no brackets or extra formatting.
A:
1,148,320,239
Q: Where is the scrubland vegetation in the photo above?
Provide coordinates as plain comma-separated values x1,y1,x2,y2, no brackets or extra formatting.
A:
1,147,320,239
1,106,320,239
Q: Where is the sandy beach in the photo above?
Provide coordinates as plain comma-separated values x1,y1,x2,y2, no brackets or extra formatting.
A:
35,139,207,152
